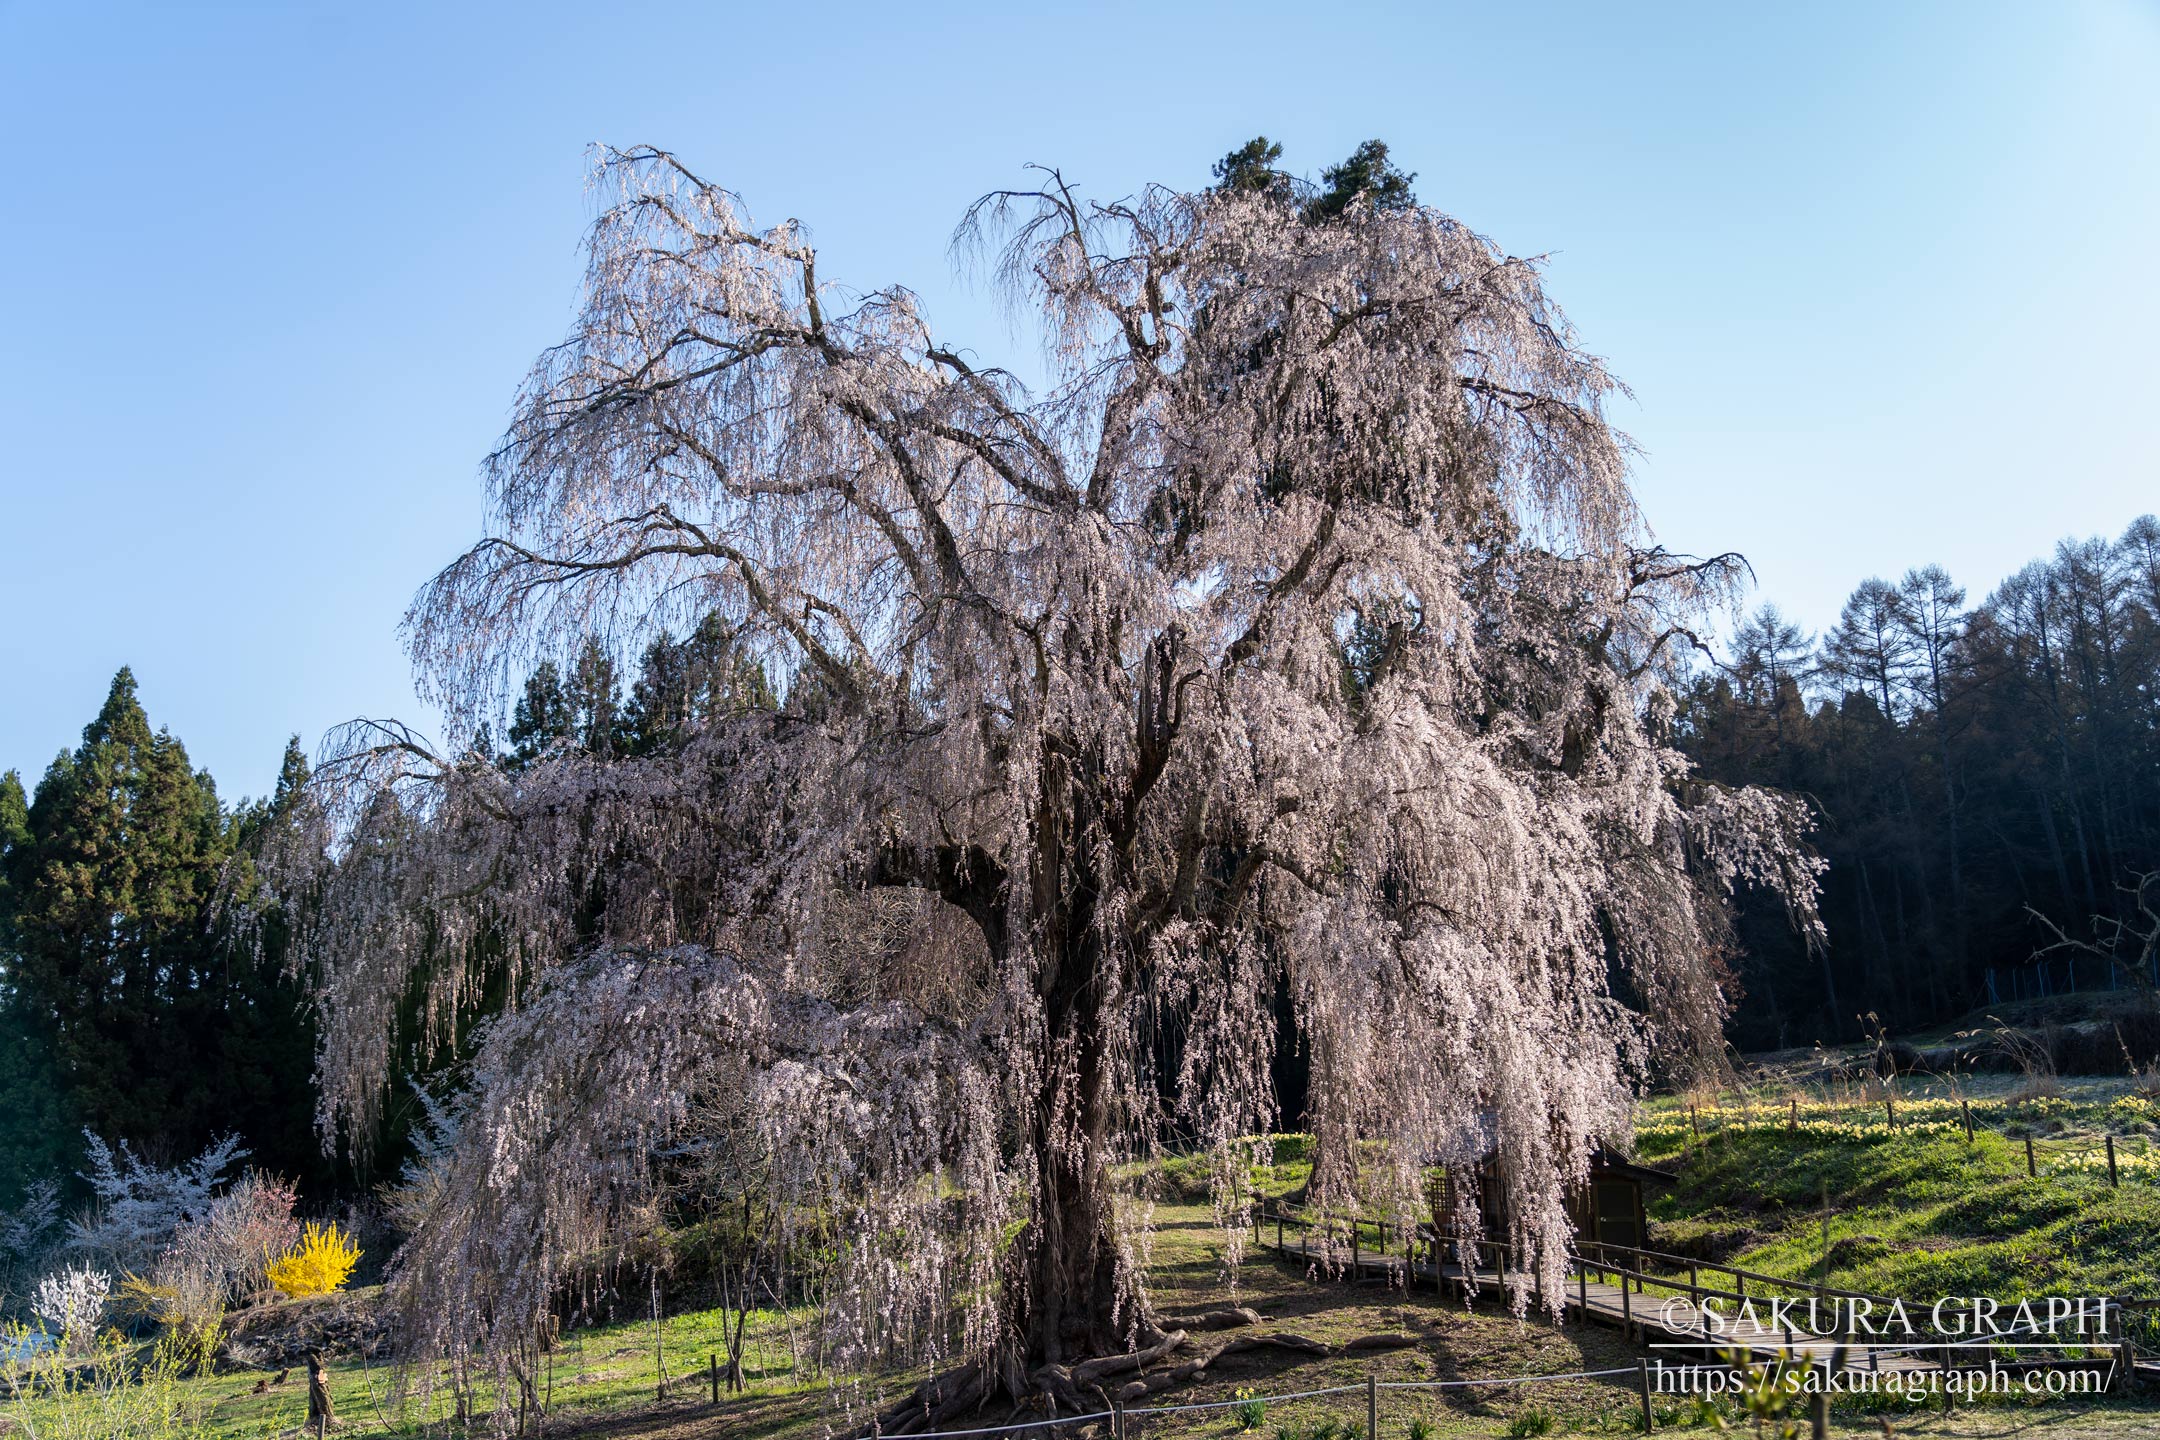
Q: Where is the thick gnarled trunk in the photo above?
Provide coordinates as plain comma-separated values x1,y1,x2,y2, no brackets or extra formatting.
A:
1018,974,1148,1372
1012,747,1154,1378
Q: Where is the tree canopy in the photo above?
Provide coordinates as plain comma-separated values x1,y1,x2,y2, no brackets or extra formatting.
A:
259,141,1820,1415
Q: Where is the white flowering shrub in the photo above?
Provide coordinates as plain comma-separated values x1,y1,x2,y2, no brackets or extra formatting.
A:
33,1265,110,1353
66,1132,247,1275
1,1178,63,1320
0,1180,60,1263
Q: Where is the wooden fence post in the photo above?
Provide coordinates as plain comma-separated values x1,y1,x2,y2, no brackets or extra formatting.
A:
305,1352,333,1437
1962,1100,1974,1143
2108,1135,2120,1187
1366,1372,1378,1440
2027,1135,2037,1178
1789,1096,1798,1132
709,1353,719,1405
1638,1357,1654,1432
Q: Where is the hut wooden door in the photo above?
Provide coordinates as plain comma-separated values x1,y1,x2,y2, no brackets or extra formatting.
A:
1590,1178,1641,1250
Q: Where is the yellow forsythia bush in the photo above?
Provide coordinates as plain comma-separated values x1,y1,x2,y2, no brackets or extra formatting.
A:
267,1222,361,1297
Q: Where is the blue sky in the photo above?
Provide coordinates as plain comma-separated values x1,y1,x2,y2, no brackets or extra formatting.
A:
3,1,2156,800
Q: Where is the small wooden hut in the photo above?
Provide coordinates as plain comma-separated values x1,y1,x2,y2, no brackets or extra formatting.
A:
1428,1146,1673,1254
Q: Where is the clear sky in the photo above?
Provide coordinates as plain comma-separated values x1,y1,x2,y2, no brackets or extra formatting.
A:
3,1,2156,800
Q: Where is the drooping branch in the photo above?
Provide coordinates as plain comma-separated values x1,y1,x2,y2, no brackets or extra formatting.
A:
255,143,1824,1427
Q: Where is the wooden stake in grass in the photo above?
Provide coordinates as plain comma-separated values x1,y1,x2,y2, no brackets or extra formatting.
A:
652,1275,668,1402
710,1353,720,1406
306,1352,334,1438
1819,1177,1832,1295
1962,1099,1974,1143
2027,1135,2038,1178
1638,1357,1654,1432
1367,1371,1378,1440
2108,1135,2120,1187
1789,1096,1798,1132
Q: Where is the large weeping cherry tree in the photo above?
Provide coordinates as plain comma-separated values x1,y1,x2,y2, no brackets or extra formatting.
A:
261,145,1822,1419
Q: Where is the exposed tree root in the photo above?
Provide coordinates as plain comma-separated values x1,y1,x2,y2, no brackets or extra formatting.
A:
1211,1331,1333,1358
868,1359,987,1436
1341,1332,1419,1352
1107,1356,1209,1403
1028,1362,1085,1417
1068,1329,1189,1385
1155,1306,1264,1331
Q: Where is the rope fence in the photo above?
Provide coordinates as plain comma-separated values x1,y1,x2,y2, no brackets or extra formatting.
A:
873,1367,1647,1439
873,1345,2074,1440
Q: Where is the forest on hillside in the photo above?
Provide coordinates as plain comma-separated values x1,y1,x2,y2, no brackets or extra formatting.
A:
1684,515,2160,1050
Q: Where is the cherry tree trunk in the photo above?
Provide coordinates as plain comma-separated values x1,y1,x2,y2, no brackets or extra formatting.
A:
1015,755,1152,1372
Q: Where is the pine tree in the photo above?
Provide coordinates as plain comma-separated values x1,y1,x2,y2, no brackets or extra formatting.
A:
624,614,773,756
565,636,627,756
0,767,72,1202
504,660,573,772
2,672,232,1164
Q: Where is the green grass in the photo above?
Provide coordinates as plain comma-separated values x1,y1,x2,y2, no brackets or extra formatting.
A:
2,1294,823,1439
16,1093,2160,1440
1639,1078,2160,1308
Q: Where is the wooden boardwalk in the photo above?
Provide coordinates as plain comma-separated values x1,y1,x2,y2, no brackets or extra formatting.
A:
1254,1213,2133,1384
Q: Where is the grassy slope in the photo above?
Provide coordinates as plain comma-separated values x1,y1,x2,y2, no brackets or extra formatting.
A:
1636,1078,2160,1306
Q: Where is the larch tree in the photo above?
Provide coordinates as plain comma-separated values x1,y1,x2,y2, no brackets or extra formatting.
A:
1819,578,1917,719
259,144,1822,1418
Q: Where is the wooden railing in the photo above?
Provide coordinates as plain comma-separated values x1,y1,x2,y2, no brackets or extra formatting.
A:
1252,1199,2135,1374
